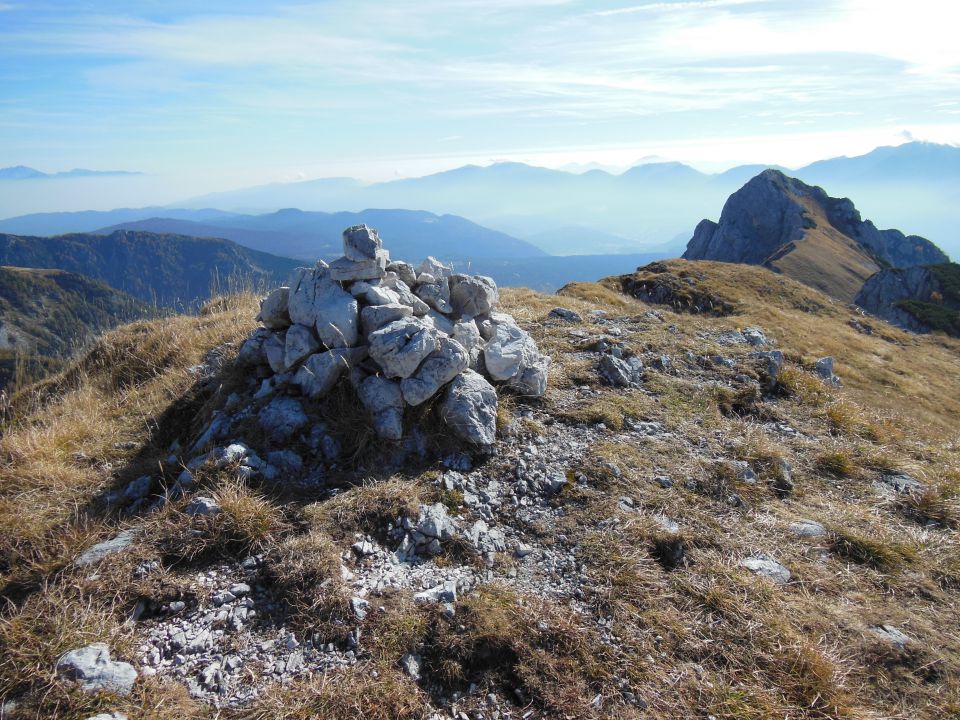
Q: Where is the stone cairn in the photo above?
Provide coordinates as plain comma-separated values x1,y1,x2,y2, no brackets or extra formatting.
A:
238,225,550,448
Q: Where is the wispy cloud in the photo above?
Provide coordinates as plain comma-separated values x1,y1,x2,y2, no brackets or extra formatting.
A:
590,0,760,17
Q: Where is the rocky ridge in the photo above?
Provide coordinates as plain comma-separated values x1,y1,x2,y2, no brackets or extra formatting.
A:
855,262,960,335
683,169,948,302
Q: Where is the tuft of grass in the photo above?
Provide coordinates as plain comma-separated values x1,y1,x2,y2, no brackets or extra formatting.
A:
816,450,857,478
829,527,918,571
243,662,428,720
264,530,348,640
777,366,829,405
303,477,424,544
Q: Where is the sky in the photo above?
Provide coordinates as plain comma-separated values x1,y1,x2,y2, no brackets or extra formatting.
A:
1,0,959,201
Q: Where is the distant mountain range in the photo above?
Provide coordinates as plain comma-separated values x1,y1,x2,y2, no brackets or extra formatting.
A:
0,165,141,180
169,142,960,257
1,142,957,258
95,208,546,261
0,266,150,389
0,230,299,308
683,168,948,304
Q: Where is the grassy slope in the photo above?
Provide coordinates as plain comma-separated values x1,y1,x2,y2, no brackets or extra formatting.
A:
0,263,958,719
764,193,882,303
0,266,152,390
0,231,300,308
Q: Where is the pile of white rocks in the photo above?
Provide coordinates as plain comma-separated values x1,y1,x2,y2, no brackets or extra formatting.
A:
238,225,550,448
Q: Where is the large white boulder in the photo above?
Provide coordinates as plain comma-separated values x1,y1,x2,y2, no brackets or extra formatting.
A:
400,337,469,406
361,303,413,336
329,251,389,281
440,369,497,447
368,318,440,379
450,275,498,317
415,279,453,314
343,224,382,261
257,287,290,329
284,323,320,370
295,347,368,399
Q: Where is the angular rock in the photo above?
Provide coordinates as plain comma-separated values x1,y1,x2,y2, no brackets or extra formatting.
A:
263,331,287,374
294,347,368,399
464,519,507,553
257,396,308,442
413,581,457,603
752,350,784,387
417,503,457,541
257,287,290,330
358,375,405,440
507,352,551,397
368,318,440,379
548,307,582,323
450,274,498,317
343,224,382,261
401,337,469,406
363,284,401,306
283,323,320,370
387,261,417,288
425,309,455,336
789,519,827,538
56,643,137,695
600,354,643,387
184,496,221,516
393,280,431,316
483,323,536,381
286,264,328,326
288,265,359,347
869,624,912,649
237,327,273,366
361,303,413,336
415,280,453,314
329,251,389,282
453,319,484,370
740,555,791,585
417,256,452,279
86,713,129,720
440,369,497,447
879,471,923,493
74,529,139,567
743,327,767,346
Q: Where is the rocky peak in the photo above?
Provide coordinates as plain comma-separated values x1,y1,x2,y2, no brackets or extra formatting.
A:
683,170,948,301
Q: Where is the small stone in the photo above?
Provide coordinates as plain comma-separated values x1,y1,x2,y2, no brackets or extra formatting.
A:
351,597,370,620
229,583,251,597
56,643,138,695
74,528,139,567
400,652,422,681
184,496,221,516
740,555,791,586
548,307,582,323
869,624,912,649
788,519,827,538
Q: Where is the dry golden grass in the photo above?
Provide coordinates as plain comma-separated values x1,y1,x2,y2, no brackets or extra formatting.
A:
0,263,958,719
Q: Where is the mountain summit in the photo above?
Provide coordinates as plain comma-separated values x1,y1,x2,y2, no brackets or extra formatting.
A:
682,170,948,301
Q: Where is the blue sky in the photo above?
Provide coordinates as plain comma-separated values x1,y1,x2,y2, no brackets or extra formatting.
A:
1,0,958,198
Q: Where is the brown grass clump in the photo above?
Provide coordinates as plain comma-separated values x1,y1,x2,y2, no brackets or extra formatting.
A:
816,449,858,478
303,477,424,543
829,527,918,571
241,662,428,720
420,585,616,717
263,530,349,640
